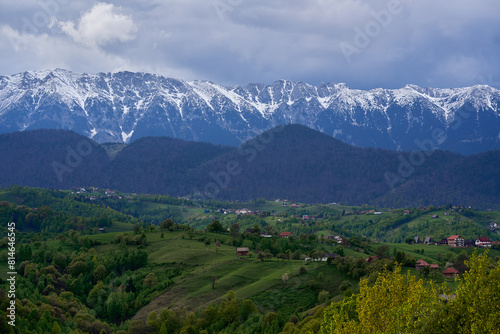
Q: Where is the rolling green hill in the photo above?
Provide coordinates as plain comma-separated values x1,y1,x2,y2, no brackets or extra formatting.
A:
0,187,499,333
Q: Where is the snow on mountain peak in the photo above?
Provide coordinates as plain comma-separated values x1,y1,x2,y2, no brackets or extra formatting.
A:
0,69,498,153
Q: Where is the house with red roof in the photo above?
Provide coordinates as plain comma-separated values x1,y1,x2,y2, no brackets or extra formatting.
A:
416,259,430,270
475,237,491,248
447,235,464,247
279,232,292,239
443,267,460,278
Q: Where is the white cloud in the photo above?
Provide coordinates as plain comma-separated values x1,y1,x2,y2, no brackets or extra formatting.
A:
0,23,133,76
59,2,137,47
0,0,499,89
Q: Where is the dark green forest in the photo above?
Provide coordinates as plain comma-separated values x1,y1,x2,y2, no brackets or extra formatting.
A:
1,126,499,209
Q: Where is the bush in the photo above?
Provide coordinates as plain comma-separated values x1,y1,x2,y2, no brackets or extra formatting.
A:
318,290,330,304
339,280,352,292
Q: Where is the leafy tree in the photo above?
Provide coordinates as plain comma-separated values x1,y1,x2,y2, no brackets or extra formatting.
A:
394,251,406,265
251,224,261,235
454,250,469,273
159,323,168,334
206,220,224,233
322,265,442,333
143,273,158,288
67,260,88,277
211,276,217,289
229,223,240,235
93,265,107,283
445,250,500,333
51,321,62,334
375,245,390,260
240,299,258,321
318,290,330,304
133,224,141,235
161,219,175,230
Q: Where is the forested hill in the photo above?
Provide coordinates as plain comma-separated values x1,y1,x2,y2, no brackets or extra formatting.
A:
1,126,499,208
0,129,233,192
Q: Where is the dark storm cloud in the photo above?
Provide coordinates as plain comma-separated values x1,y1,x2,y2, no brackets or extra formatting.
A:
0,0,499,89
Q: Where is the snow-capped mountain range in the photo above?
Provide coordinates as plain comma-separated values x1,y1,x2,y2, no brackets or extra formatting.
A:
1,68,499,154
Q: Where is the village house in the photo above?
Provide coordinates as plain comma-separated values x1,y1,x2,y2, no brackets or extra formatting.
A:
447,235,464,247
430,264,440,270
464,239,475,247
236,247,249,256
279,232,292,239
475,237,492,248
323,236,343,244
325,253,340,260
236,208,252,215
332,236,343,244
442,267,460,278
416,259,430,270
424,237,432,244
365,256,378,264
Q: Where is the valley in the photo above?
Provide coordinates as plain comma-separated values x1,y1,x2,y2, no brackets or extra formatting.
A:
0,186,499,333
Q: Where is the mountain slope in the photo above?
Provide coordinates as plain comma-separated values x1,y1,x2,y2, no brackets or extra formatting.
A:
1,69,499,154
109,137,234,194
0,129,109,189
185,125,478,205
1,126,499,209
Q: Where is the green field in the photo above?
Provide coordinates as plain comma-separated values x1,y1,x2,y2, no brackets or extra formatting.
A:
83,229,359,322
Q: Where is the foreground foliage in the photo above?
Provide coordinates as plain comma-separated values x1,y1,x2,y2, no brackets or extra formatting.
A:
320,251,500,334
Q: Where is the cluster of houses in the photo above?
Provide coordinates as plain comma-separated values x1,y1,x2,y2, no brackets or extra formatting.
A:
415,259,461,278
409,235,498,277
234,232,496,279
71,187,128,200
414,235,497,248
365,254,462,278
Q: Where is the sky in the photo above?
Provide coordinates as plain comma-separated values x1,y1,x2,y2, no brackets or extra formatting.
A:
0,0,499,90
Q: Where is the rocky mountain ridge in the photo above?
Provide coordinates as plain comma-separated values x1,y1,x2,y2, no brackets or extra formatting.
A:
0,69,499,154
